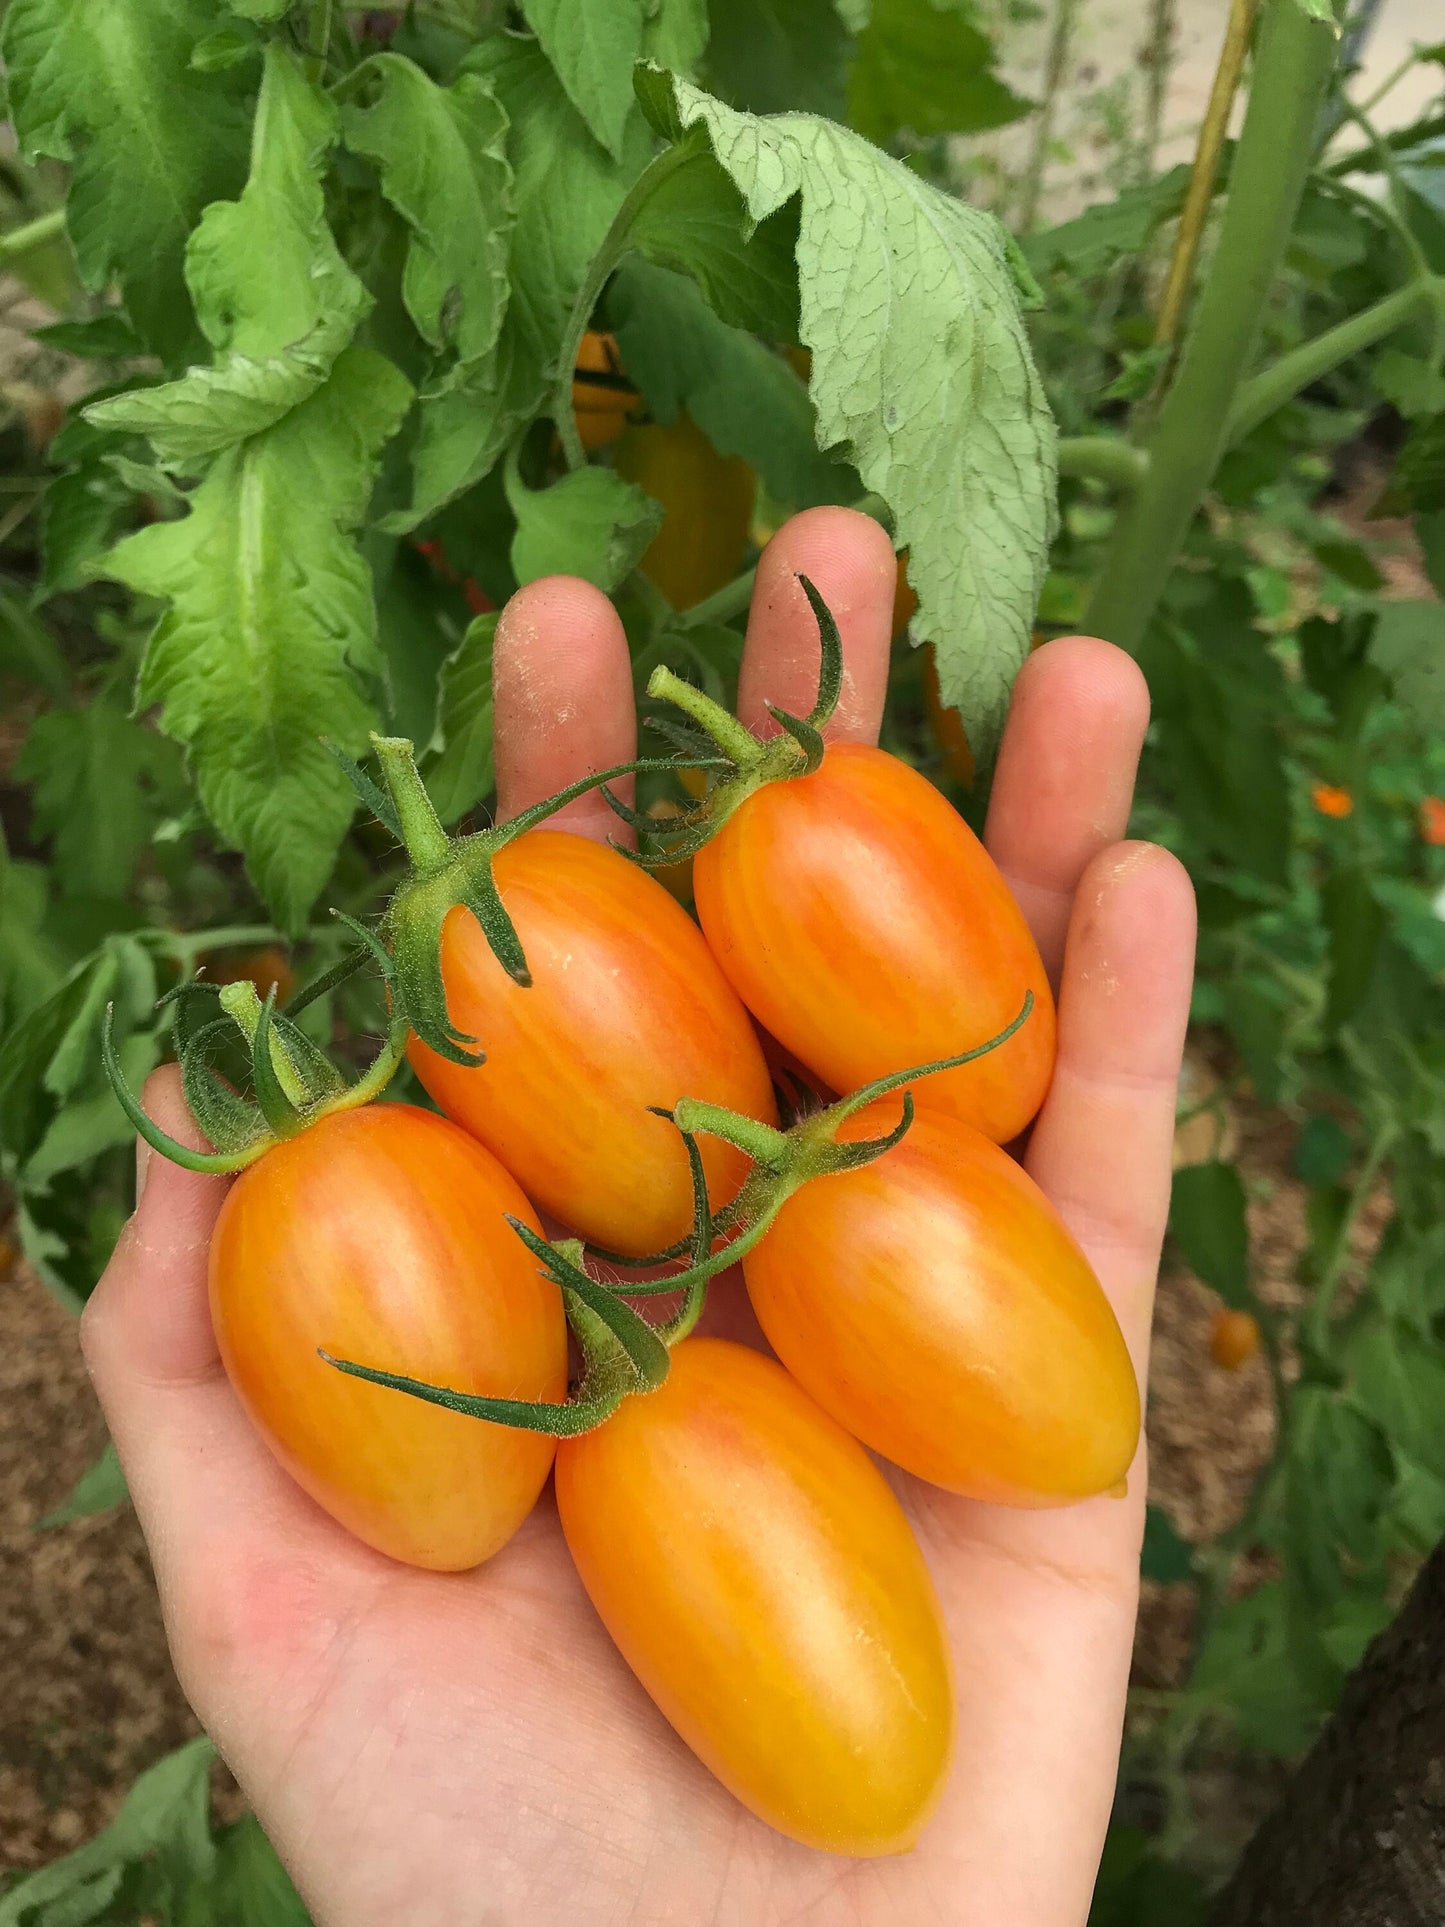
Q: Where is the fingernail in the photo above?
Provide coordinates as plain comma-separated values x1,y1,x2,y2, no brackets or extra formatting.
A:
135,1137,152,1206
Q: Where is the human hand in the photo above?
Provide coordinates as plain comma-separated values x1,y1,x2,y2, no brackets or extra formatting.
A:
83,506,1195,1926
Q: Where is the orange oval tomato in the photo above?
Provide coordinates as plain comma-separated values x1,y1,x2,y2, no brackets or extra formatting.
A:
408,831,776,1257
572,331,635,451
209,1104,565,1571
1209,1307,1260,1371
693,741,1055,1143
614,414,754,610
744,1102,1139,1505
556,1337,954,1853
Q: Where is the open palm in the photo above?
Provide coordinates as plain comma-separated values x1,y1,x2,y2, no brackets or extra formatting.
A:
84,507,1195,1927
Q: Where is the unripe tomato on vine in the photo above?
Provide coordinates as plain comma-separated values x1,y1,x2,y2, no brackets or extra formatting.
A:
614,413,754,610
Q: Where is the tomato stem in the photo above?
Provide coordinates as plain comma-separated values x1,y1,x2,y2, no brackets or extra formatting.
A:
647,666,762,771
372,736,451,873
668,1101,791,1169
219,982,311,1111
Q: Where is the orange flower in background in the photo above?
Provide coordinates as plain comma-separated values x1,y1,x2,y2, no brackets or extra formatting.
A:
1311,783,1353,819
1419,796,1445,846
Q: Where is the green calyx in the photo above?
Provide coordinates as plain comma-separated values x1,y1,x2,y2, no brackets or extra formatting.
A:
339,734,723,1067
604,574,843,870
102,935,408,1177
315,992,1034,1440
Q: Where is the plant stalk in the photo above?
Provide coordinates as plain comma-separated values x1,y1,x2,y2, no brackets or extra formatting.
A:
0,208,65,263
1016,0,1081,231
1225,278,1442,447
1057,437,1149,489
1083,0,1341,653
1154,0,1261,349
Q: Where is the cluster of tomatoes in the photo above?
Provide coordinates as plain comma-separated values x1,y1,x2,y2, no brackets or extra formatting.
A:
117,583,1140,1857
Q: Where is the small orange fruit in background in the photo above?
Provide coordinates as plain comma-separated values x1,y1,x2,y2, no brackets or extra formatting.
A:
1311,783,1352,819
1209,1307,1260,1371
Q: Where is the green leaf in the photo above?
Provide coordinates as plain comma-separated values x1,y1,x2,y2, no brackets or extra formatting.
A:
1418,510,1445,596
1140,1503,1193,1583
1370,599,1445,733
192,20,264,71
212,1815,309,1926
1373,348,1445,421
0,846,60,1029
1,0,252,364
704,0,854,119
1322,865,1386,1030
0,960,105,1171
395,37,651,526
1168,1160,1251,1309
1348,1320,1445,1483
1371,877,1445,979
98,348,413,932
517,0,645,161
39,1440,129,1528
341,55,512,364
1288,0,1339,21
609,257,850,507
15,705,178,902
1190,1581,1326,1754
848,0,1031,145
84,48,368,464
33,312,146,358
38,461,131,599
0,578,67,696
1377,413,1445,514
1022,165,1194,277
642,0,710,73
1293,1112,1353,1187
1284,1388,1392,1600
658,74,1057,749
508,462,662,591
424,613,497,825
230,0,290,16
0,1740,216,1926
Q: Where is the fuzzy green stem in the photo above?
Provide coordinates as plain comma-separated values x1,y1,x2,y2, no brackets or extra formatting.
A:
1225,279,1442,446
0,208,65,264
1083,0,1341,653
669,1102,792,1167
372,737,450,872
646,666,762,769
218,983,310,1109
679,566,758,631
1057,437,1150,490
552,140,701,471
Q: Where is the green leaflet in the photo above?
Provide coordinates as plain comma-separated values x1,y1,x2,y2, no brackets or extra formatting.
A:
661,73,1058,750
85,47,369,463
610,257,851,508
2,0,252,365
1371,600,1445,734
704,0,855,119
848,0,1031,145
392,37,652,528
641,0,709,72
341,54,513,365
425,613,498,825
0,1737,217,1927
14,702,181,902
39,1439,129,1527
517,0,646,161
99,348,414,933
507,462,662,591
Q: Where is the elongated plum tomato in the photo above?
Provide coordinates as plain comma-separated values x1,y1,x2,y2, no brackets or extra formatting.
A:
744,1101,1139,1504
693,742,1055,1143
556,1338,954,1853
209,1105,565,1571
407,830,776,1258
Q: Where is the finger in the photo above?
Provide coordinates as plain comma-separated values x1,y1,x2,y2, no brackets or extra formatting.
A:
1025,841,1197,1361
737,506,895,744
985,637,1150,983
493,575,638,843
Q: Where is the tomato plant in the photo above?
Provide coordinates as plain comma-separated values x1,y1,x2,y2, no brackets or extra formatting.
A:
613,413,755,610
555,1337,955,1855
211,1103,566,1570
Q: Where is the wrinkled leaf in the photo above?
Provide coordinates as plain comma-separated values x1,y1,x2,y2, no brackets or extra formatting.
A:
518,0,646,160
848,0,1030,145
424,613,498,825
1168,1160,1251,1309
99,349,413,931
508,463,662,591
